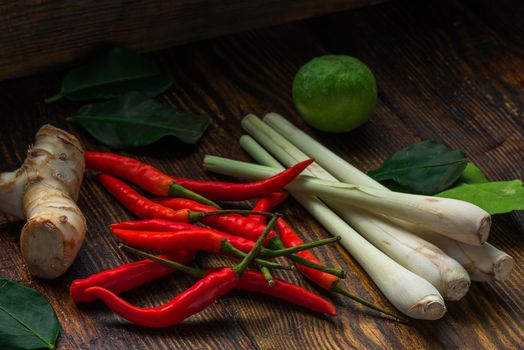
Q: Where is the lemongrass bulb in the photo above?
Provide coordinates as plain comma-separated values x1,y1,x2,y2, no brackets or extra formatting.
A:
234,138,447,319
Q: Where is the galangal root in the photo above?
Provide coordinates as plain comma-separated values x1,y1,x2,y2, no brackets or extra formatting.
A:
0,125,86,279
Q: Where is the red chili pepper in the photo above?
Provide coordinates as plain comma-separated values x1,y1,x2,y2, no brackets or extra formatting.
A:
112,229,311,272
171,159,314,201
244,193,345,279
84,214,277,328
153,197,276,242
85,267,239,327
247,191,289,223
70,251,195,303
111,219,204,232
245,192,340,289
73,258,335,315
111,227,333,262
153,197,346,278
238,270,335,316
111,220,240,239
97,174,197,222
111,219,256,254
85,152,219,207
277,219,338,290
111,228,256,256
274,218,403,320
98,175,258,223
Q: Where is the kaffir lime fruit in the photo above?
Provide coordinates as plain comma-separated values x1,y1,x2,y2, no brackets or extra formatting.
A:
292,55,377,133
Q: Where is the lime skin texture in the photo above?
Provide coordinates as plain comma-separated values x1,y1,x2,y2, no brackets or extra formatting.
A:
292,55,377,133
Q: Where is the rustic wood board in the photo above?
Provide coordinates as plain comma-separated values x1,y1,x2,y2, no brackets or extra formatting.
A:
0,0,523,349
0,0,382,81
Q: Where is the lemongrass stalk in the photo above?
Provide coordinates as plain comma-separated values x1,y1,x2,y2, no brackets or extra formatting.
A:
264,113,514,280
241,138,447,319
242,115,490,246
240,120,471,300
340,207,471,299
241,138,407,320
204,155,492,282
207,147,447,320
300,179,490,246
264,112,388,190
207,156,489,246
394,221,515,282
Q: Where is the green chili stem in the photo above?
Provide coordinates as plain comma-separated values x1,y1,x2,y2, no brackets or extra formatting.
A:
261,236,341,258
331,282,409,323
221,241,290,270
169,183,221,208
260,266,275,286
119,244,205,279
268,237,346,279
287,254,346,278
233,214,280,276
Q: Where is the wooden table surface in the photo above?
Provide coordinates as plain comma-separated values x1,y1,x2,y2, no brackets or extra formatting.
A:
0,0,522,349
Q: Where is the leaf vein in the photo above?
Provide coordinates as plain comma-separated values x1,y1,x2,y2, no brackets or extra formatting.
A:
370,159,467,178
66,72,161,95
0,304,52,348
72,115,205,133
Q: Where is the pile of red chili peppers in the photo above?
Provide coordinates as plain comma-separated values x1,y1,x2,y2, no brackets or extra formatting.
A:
71,152,402,328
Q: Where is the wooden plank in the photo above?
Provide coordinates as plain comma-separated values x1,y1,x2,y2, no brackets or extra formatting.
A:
0,0,522,348
0,0,380,81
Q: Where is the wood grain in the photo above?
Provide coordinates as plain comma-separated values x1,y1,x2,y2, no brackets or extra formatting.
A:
0,0,523,349
0,0,381,81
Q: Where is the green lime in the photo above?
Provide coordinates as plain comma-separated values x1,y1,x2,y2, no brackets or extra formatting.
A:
292,55,377,133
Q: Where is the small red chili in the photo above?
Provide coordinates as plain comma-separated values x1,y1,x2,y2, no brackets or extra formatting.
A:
247,191,289,223
72,256,335,316
112,228,256,255
85,268,239,328
84,215,278,327
249,193,400,319
153,197,277,242
248,193,344,286
111,219,208,232
277,219,339,290
154,197,346,277
97,174,198,222
276,218,402,320
238,270,336,316
112,228,337,261
85,152,219,207
98,175,270,223
70,251,195,303
110,220,261,256
171,159,313,201
111,219,257,241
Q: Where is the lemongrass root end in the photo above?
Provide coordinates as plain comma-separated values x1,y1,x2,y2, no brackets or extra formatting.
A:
408,295,447,320
478,215,492,245
445,279,471,301
493,255,515,281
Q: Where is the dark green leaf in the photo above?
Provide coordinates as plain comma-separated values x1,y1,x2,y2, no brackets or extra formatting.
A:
0,277,60,350
368,140,468,195
458,162,489,184
69,92,210,149
437,180,524,214
46,47,172,102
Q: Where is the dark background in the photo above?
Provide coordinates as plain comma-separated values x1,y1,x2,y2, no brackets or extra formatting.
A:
0,0,522,349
